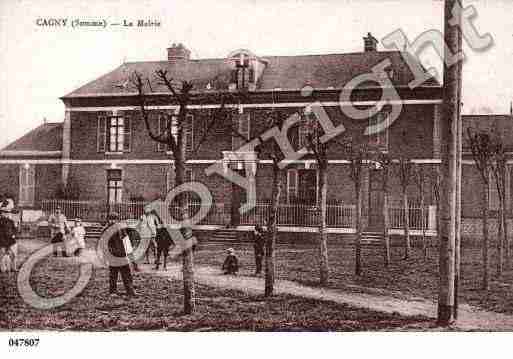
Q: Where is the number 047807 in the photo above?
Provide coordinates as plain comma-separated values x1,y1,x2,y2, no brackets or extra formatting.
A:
8,338,40,347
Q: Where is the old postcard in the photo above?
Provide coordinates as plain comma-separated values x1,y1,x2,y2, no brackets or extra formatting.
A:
1,0,512,356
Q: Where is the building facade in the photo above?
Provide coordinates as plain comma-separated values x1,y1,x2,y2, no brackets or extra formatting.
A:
4,34,504,236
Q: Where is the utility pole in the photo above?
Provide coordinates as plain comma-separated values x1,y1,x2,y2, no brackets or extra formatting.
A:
438,0,462,325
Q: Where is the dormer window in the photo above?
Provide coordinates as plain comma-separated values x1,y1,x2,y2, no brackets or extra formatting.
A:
227,49,267,91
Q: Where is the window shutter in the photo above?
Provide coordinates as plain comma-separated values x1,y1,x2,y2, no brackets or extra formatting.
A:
248,68,255,83
166,166,175,192
232,113,238,150
157,115,167,152
19,166,26,205
97,116,106,152
230,69,238,84
287,169,298,203
185,114,194,153
27,165,35,206
123,117,131,152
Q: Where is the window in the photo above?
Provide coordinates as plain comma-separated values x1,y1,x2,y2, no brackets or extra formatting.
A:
368,109,390,151
157,114,175,152
230,53,252,89
156,113,193,153
97,115,131,153
298,169,318,205
287,168,317,205
107,170,123,204
232,112,250,151
19,164,35,206
298,107,319,150
287,169,298,203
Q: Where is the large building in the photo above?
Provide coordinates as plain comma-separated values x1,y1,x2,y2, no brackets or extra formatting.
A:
1,34,508,236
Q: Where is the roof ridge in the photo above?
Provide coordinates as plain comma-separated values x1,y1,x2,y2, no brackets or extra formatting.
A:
123,50,404,64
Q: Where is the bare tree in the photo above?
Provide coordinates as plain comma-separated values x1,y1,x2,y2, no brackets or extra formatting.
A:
491,135,507,277
346,142,368,275
432,167,442,257
375,151,392,266
413,164,428,259
303,109,329,285
397,154,413,259
259,109,289,296
467,128,494,290
130,70,230,314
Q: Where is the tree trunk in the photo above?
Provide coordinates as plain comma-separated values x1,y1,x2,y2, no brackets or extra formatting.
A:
403,190,410,259
421,191,427,259
482,180,490,291
318,164,329,285
501,165,509,266
355,180,362,276
383,188,390,266
265,162,281,297
175,131,195,315
497,196,504,278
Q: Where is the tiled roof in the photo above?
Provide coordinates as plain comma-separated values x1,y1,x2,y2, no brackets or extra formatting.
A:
1,123,63,152
63,50,439,98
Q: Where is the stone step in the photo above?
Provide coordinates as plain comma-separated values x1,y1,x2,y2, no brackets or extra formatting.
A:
360,232,383,245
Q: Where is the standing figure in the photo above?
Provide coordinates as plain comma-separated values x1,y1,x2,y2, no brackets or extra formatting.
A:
72,218,86,256
253,225,265,275
136,206,159,264
222,248,239,275
103,212,136,297
48,207,69,257
0,208,17,272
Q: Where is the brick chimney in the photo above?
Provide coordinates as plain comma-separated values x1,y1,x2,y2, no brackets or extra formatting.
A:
363,32,378,52
167,43,191,63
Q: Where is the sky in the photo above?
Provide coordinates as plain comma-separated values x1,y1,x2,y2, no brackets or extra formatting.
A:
0,0,512,148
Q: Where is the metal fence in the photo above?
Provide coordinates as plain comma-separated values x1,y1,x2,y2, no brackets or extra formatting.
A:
41,199,433,230
41,199,146,223
389,206,431,230
239,203,355,227
41,199,355,227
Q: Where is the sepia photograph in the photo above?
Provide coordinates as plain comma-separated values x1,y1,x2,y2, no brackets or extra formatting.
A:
1,0,513,356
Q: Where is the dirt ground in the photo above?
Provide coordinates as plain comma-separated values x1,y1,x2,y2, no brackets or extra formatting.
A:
193,238,513,315
0,239,432,331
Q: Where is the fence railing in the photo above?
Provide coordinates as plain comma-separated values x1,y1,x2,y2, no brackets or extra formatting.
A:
389,206,436,231
41,199,146,223
41,199,435,231
239,203,355,227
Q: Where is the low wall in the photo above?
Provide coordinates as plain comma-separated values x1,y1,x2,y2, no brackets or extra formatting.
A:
461,218,513,239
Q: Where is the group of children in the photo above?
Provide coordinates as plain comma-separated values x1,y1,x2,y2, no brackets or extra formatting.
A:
49,207,86,257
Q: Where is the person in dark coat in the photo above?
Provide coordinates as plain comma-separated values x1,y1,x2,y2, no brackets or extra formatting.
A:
222,248,239,275
103,212,136,297
0,209,17,272
253,225,265,275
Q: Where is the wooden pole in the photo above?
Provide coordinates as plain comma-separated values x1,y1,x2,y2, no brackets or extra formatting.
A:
453,8,463,317
437,0,461,325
